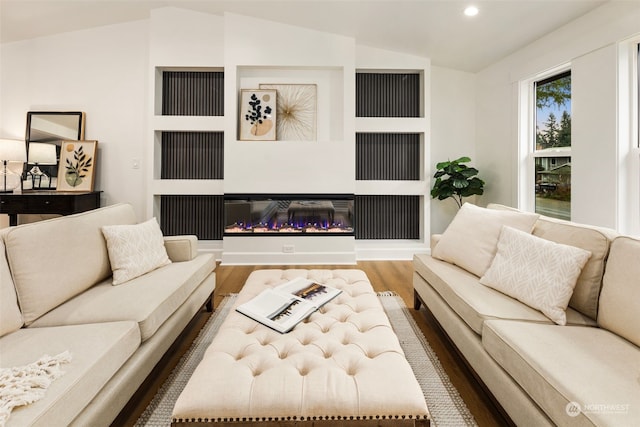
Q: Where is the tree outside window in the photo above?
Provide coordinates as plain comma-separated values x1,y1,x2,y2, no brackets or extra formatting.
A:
534,71,571,220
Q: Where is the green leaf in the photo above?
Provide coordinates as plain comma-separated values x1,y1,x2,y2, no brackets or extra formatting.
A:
452,179,469,189
460,167,479,178
454,156,471,163
435,161,451,170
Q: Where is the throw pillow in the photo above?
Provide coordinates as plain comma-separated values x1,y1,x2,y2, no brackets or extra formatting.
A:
479,226,592,325
431,203,539,277
102,218,171,285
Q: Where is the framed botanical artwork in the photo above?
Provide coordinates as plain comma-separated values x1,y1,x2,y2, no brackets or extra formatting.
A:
57,140,98,192
239,89,277,141
259,83,317,141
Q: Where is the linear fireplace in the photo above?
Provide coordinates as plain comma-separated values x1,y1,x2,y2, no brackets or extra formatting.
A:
224,194,354,236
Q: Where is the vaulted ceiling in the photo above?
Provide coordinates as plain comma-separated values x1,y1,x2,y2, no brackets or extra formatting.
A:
0,0,607,72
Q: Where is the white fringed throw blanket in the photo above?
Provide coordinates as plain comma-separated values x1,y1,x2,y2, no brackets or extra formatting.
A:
0,351,72,426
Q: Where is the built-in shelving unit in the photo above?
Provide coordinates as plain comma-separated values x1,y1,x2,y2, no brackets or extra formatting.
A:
354,71,427,244
151,68,225,244
147,10,430,261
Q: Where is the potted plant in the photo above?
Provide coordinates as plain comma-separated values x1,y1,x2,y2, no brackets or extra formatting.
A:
431,156,484,208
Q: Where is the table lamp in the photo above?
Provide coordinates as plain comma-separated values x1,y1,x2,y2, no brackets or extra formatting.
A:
27,142,57,189
0,138,27,193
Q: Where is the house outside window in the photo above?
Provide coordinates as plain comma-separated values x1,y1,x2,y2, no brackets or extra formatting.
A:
534,71,572,220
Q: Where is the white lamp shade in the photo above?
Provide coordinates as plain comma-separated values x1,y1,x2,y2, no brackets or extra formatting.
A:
0,138,27,162
28,142,57,165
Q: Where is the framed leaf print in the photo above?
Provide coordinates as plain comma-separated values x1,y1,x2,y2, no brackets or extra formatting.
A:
57,140,98,191
239,89,277,141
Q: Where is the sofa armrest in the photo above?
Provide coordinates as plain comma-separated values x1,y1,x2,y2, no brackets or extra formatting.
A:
164,235,198,262
430,234,442,252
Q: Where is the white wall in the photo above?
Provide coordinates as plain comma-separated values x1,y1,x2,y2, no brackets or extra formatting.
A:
475,1,640,229
430,66,476,233
0,21,149,221
223,13,356,195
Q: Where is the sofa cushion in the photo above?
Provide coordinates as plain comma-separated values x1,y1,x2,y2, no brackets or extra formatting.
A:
598,236,640,347
480,226,591,325
29,254,215,341
413,254,595,335
432,203,539,277
0,321,140,427
164,235,199,262
0,233,23,337
5,204,137,325
488,203,617,320
102,218,171,285
483,320,640,426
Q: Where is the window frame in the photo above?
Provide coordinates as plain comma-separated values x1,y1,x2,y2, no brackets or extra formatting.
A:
518,64,572,216
616,35,640,236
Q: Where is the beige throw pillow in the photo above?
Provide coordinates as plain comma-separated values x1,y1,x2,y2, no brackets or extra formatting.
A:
102,218,171,285
431,203,539,277
480,226,591,325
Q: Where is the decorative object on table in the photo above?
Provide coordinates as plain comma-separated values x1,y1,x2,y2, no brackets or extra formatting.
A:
27,142,57,189
239,89,276,141
0,138,26,193
26,111,85,143
236,277,341,333
24,111,86,190
56,140,98,192
259,83,317,141
431,156,484,208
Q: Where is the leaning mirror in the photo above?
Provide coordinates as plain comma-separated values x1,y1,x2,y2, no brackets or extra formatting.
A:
24,111,85,189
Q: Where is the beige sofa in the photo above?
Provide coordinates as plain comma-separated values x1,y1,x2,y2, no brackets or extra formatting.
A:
0,203,216,427
413,203,639,426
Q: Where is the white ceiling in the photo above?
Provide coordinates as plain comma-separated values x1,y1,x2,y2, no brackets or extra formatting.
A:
0,0,607,72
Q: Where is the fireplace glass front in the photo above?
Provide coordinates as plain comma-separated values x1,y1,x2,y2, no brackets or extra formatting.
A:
224,194,354,235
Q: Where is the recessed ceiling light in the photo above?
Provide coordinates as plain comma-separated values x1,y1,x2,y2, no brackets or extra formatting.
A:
464,6,479,17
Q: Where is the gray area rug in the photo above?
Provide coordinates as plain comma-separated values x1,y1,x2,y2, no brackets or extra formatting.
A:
135,293,477,427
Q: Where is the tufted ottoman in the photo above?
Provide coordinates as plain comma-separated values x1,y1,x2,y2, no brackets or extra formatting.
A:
172,269,429,426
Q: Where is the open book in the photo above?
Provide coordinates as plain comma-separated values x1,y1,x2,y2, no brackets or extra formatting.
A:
236,277,342,333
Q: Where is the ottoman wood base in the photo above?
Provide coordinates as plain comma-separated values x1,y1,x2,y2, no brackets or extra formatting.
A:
172,269,429,426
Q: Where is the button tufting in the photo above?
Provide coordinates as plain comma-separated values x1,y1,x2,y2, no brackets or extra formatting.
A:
172,270,430,424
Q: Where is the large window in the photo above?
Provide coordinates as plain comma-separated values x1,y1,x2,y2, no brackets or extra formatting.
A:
533,71,571,220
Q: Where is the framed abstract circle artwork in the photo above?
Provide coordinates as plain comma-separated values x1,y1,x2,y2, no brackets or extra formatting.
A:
260,84,317,141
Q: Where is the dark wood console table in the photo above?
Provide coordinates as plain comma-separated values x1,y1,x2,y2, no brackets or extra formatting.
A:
0,191,101,227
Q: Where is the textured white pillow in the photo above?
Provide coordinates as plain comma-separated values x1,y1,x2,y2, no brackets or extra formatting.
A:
102,218,171,285
432,203,539,277
480,226,591,325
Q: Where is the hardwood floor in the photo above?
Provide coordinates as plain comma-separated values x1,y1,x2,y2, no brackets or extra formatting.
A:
113,262,509,426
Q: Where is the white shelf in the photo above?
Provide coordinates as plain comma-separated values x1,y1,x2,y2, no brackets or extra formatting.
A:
152,116,225,132
150,179,224,195
355,117,427,133
355,181,428,195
